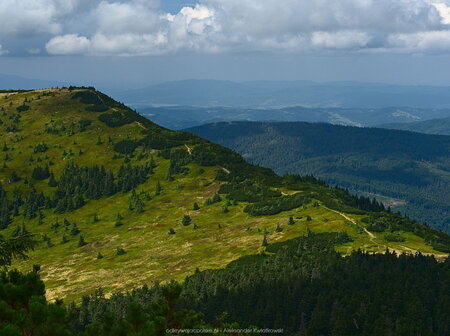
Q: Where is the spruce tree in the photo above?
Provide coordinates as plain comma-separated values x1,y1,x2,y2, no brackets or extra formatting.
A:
21,223,29,236
289,216,295,225
212,194,222,203
10,171,20,182
48,173,57,187
71,223,80,235
193,202,200,210
78,235,87,247
262,234,269,247
182,215,192,226
155,181,161,196
11,225,21,238
135,199,144,214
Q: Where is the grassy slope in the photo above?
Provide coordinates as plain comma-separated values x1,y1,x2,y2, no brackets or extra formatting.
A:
0,89,446,301
186,121,450,233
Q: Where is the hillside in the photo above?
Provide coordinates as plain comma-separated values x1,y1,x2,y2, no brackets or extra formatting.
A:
119,79,450,108
381,116,450,135
187,121,450,233
0,89,448,302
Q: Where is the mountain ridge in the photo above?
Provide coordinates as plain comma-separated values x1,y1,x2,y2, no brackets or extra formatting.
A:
0,73,65,90
139,105,450,130
0,88,447,301
381,116,450,135
118,79,450,109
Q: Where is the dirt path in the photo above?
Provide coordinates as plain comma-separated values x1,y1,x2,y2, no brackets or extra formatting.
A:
184,144,192,155
135,121,147,130
325,207,376,240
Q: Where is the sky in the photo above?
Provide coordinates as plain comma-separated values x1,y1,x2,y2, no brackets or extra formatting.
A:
2,0,450,90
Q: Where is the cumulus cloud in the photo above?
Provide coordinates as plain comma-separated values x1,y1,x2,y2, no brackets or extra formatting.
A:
0,0,78,37
46,2,219,55
46,34,91,55
389,30,450,51
1,0,450,55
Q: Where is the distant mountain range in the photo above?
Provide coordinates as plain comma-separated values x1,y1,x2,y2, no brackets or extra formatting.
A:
0,73,64,90
119,79,450,109
186,121,450,233
381,117,450,135
139,105,450,130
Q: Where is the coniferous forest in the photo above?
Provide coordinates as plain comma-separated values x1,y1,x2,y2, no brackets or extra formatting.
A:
2,232,449,335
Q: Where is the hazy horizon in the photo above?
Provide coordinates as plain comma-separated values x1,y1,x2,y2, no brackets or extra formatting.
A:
2,0,450,90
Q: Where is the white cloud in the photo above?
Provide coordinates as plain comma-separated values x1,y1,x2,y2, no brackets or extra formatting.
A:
0,0,446,55
46,2,219,55
389,30,450,51
0,0,78,37
434,2,450,24
46,34,91,55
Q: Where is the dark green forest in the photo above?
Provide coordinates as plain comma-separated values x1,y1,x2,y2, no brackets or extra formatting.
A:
187,121,450,233
4,232,446,336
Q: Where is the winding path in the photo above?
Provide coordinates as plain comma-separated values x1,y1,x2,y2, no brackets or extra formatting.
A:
325,206,376,240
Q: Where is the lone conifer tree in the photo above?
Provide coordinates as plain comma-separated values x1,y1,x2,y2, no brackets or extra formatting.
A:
70,223,80,236
78,235,87,247
262,234,269,247
182,215,192,226
48,173,57,187
155,181,161,196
